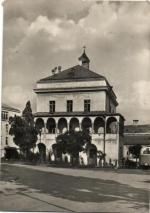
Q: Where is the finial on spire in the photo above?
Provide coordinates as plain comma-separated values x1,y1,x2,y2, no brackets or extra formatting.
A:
83,45,86,53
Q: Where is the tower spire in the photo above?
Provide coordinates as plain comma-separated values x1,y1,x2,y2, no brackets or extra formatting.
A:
83,45,86,53
78,47,90,69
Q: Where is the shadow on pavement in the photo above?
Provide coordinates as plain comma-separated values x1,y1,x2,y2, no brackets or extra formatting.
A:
1,164,149,211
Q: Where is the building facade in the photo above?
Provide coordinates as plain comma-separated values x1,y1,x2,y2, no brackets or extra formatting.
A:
124,122,150,158
1,103,21,158
34,50,125,166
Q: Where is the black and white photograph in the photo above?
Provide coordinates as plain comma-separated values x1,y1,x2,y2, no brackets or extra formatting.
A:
0,0,150,212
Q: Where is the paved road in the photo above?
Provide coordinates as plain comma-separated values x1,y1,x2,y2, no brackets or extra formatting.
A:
0,163,150,212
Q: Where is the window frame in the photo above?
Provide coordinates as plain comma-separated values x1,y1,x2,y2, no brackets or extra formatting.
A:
84,99,91,112
67,100,73,112
2,111,8,121
49,101,55,113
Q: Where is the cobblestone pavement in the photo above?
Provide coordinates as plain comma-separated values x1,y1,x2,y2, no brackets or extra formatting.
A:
0,163,150,212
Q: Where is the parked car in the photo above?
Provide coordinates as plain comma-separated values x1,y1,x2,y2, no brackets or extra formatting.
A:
139,146,150,169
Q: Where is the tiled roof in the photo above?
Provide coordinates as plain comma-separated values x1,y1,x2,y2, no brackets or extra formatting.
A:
2,103,20,113
124,125,150,133
124,135,150,145
38,65,106,83
34,111,125,119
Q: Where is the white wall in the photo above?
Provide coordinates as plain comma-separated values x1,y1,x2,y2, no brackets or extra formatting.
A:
92,134,119,162
37,80,106,89
106,94,116,113
37,91,106,112
37,133,120,165
1,110,21,157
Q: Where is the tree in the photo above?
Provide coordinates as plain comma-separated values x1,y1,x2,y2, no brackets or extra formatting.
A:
4,147,19,160
9,101,38,159
37,143,46,162
52,130,91,165
129,144,142,165
22,101,34,126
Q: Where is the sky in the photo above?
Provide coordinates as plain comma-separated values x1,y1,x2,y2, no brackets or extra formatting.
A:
2,0,150,124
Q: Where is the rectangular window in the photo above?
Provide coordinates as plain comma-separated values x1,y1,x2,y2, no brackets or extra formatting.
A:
67,100,73,112
49,101,55,113
2,111,8,121
84,99,91,112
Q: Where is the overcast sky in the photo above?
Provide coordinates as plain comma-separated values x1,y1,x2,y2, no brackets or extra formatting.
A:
2,0,150,124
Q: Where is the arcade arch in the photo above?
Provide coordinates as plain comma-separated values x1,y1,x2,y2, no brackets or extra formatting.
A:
35,118,44,131
81,117,92,133
58,118,68,134
106,117,118,134
69,117,79,131
46,118,56,134
94,117,105,134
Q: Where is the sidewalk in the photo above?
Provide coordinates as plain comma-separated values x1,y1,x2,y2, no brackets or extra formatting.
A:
0,180,68,212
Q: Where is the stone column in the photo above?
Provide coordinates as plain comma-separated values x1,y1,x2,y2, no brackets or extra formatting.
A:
90,117,95,134
116,120,120,168
67,121,69,131
91,122,94,134
103,118,107,166
79,122,82,131
44,122,47,140
55,122,58,135
66,118,71,131
78,117,83,131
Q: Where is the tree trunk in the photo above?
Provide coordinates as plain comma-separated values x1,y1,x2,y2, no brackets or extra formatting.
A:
25,148,30,160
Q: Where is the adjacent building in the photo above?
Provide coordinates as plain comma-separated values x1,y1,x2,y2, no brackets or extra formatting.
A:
1,103,21,158
34,50,125,166
124,120,150,158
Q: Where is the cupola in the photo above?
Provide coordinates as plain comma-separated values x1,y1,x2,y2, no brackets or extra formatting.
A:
78,46,90,69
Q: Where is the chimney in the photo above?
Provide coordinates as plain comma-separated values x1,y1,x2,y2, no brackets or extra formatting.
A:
133,120,139,125
51,67,57,75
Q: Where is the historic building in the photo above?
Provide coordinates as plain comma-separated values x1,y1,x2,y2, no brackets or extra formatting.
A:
34,50,125,166
1,103,21,158
124,120,150,158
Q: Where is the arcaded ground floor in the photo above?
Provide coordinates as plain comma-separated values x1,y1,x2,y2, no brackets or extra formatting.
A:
0,163,149,212
34,114,124,166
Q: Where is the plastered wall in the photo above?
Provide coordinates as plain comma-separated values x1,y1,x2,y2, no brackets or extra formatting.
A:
37,91,106,112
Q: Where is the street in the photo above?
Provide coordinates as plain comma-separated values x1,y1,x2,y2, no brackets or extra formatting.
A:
0,163,150,212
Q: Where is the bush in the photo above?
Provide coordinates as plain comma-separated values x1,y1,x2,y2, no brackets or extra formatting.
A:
4,147,19,160
125,159,137,168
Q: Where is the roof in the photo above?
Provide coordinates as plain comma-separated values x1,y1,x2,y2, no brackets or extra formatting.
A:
124,135,150,145
78,51,90,63
124,125,150,133
34,111,125,120
2,103,20,113
38,65,106,83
